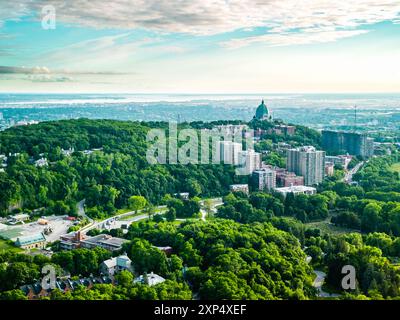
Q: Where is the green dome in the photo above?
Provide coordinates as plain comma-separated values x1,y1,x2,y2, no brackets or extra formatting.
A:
255,100,271,120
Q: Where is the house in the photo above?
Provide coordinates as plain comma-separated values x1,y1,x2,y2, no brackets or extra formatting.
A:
134,272,165,286
20,275,114,299
15,233,46,250
174,192,190,200
155,246,173,255
229,184,249,194
61,148,74,157
34,157,48,167
100,255,134,276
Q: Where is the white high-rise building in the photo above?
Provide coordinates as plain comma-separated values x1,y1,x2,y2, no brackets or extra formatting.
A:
238,150,261,175
252,168,276,191
287,146,325,186
218,141,242,165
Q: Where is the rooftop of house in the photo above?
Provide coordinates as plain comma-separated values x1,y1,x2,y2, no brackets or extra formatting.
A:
134,272,165,286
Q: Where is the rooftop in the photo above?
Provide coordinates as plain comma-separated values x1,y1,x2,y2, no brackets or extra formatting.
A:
15,233,46,246
275,186,316,193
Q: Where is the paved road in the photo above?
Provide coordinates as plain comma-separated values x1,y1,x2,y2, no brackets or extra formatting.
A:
344,161,364,184
200,198,223,221
80,198,223,233
81,205,167,233
313,270,340,298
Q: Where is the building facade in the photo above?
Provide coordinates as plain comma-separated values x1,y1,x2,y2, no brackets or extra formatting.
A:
274,185,317,198
276,171,304,187
229,184,249,194
15,233,46,250
238,150,261,174
287,146,325,186
218,141,242,165
322,130,374,158
252,168,277,191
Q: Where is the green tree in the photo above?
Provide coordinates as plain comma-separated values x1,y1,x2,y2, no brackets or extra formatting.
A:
128,196,147,214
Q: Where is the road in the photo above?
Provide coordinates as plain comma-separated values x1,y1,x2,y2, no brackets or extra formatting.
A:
78,198,223,234
200,198,223,221
80,205,167,233
344,161,364,184
313,270,340,298
77,199,92,222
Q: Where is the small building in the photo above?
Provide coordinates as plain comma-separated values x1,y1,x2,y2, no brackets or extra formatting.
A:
229,184,249,194
325,155,352,169
80,234,127,252
154,246,173,255
61,148,75,157
35,158,48,167
38,218,48,225
8,213,30,224
134,272,165,286
276,170,304,187
15,233,46,250
100,255,134,276
275,125,296,136
274,185,317,198
325,162,335,177
59,231,85,250
174,192,190,200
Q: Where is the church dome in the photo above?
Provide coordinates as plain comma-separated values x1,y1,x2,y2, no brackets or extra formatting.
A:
255,100,272,120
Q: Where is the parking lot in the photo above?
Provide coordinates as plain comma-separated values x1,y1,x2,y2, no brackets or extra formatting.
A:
0,215,74,243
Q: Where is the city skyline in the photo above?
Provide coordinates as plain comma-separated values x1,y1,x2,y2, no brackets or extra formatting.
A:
0,1,399,93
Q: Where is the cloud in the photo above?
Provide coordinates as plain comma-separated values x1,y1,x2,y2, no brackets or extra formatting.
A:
28,75,74,82
0,65,129,75
222,29,370,48
0,0,400,47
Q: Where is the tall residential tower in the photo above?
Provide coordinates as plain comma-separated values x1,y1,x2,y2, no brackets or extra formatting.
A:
287,146,325,186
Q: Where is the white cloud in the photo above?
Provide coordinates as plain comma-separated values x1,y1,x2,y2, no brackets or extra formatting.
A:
0,1,400,46
222,29,370,48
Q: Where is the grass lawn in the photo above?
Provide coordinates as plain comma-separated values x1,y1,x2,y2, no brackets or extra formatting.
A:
306,220,360,235
115,208,134,215
390,163,400,173
0,239,23,253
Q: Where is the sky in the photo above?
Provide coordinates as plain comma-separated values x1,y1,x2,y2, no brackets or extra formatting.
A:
0,0,400,94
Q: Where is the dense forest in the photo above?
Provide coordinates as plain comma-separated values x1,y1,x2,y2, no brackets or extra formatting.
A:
0,119,244,218
0,219,315,300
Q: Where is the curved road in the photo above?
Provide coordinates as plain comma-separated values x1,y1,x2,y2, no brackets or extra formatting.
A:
313,270,340,298
76,198,223,234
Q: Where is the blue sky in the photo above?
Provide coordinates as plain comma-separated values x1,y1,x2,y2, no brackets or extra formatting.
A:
0,0,400,93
